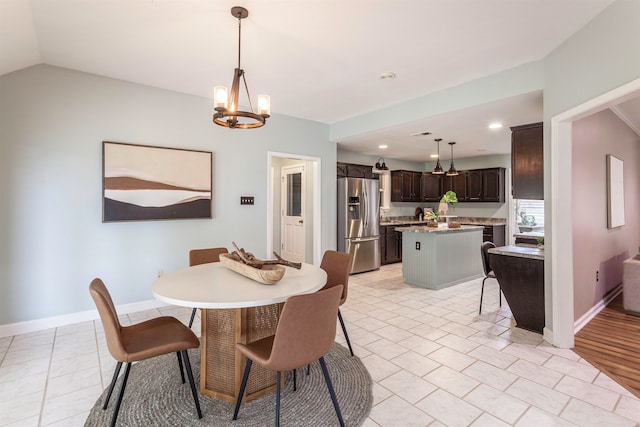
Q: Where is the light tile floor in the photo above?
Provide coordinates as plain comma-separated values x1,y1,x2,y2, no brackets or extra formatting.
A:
1,263,639,426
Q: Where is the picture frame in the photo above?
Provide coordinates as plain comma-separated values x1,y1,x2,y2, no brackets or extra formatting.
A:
606,154,625,229
102,141,212,222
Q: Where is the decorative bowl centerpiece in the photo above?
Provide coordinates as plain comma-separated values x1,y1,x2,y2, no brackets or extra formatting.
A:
219,242,302,285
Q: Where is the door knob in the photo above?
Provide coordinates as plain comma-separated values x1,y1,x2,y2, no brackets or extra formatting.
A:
298,219,304,224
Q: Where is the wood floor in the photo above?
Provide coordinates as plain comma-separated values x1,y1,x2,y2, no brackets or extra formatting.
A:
574,293,640,398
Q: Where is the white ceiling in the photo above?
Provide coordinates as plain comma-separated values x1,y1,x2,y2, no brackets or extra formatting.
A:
4,0,638,161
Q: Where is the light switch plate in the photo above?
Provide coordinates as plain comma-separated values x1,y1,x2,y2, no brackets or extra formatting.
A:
240,196,255,205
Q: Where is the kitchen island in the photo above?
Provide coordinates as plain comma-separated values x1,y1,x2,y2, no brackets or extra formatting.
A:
396,225,484,289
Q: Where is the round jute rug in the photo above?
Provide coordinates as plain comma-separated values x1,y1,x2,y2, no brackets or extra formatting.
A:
85,343,372,426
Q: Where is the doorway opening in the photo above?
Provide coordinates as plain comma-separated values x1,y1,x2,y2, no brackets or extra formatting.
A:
267,152,321,266
550,77,640,348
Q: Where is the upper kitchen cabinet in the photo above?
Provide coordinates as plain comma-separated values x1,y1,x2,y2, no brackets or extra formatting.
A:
456,168,504,202
421,173,442,202
511,123,543,200
391,170,422,202
442,172,468,201
337,162,377,179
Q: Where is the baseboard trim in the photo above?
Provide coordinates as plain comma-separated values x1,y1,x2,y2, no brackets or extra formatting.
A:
574,284,623,334
0,299,171,338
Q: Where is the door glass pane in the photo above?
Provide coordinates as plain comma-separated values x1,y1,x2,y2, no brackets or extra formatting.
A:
287,173,302,216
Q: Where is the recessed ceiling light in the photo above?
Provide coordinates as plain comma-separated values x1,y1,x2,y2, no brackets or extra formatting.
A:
379,145,388,149
488,122,503,129
379,72,396,80
430,154,439,158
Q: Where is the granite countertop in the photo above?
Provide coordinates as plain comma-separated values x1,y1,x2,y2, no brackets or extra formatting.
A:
489,245,544,260
394,225,484,234
380,216,506,226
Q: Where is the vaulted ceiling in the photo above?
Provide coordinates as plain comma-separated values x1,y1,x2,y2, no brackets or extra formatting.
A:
4,0,635,160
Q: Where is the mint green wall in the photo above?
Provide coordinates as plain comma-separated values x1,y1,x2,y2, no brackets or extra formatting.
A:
0,65,333,325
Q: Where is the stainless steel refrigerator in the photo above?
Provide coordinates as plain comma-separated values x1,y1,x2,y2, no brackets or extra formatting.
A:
337,177,381,273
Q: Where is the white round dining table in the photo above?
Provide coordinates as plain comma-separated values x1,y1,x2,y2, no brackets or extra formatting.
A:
151,261,327,403
152,262,327,309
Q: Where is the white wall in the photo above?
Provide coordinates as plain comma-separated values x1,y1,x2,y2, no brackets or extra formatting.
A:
0,65,334,325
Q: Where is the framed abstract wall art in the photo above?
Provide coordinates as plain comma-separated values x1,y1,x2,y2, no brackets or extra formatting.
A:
102,141,212,222
606,154,624,229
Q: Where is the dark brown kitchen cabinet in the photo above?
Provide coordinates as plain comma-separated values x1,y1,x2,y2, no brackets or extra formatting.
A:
482,168,505,202
381,225,402,264
421,173,442,201
336,162,377,179
391,170,421,202
442,172,468,201
511,122,543,200
465,168,505,202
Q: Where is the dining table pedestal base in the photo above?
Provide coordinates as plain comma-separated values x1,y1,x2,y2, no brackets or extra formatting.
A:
200,304,283,403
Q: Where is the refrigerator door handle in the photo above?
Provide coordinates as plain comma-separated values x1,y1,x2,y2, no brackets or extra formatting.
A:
349,237,379,243
363,184,368,229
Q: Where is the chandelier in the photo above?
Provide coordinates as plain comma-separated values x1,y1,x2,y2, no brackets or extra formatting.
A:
213,7,270,129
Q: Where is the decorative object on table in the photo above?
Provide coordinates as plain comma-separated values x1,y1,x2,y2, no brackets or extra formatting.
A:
536,236,544,249
213,7,270,129
438,190,458,216
606,154,625,229
219,242,302,285
84,343,373,427
102,141,212,222
522,214,536,226
425,211,439,227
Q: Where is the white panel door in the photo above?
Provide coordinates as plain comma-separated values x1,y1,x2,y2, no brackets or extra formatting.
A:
280,165,305,262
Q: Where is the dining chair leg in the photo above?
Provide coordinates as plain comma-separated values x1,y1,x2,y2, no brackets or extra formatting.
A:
233,358,253,420
275,371,281,427
479,277,487,314
176,351,185,384
337,309,354,356
110,362,132,427
318,356,345,427
306,364,310,375
293,368,297,391
188,307,197,328
499,285,502,307
103,361,122,410
180,349,202,419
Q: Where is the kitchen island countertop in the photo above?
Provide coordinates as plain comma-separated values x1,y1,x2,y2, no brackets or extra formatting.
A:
394,224,483,234
489,245,544,260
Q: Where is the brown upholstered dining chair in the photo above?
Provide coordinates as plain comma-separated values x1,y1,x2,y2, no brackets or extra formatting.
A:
188,247,228,327
89,278,202,427
233,286,345,427
479,241,501,314
320,250,355,356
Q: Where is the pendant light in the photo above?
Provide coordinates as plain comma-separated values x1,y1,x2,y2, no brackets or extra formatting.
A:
432,138,444,174
213,7,270,129
446,142,459,176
